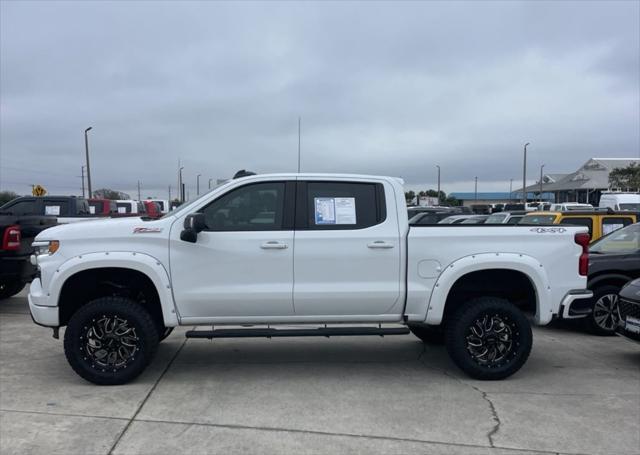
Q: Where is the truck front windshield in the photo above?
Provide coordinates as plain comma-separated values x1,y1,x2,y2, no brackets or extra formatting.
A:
160,182,229,219
619,203,640,211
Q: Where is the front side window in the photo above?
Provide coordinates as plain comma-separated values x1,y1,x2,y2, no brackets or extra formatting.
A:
303,182,385,230
2,199,35,216
201,182,286,231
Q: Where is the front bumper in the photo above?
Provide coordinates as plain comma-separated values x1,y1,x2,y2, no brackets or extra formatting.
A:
616,297,640,344
559,290,594,319
28,278,59,327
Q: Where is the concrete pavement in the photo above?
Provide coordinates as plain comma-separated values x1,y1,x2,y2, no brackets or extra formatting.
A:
1,290,638,455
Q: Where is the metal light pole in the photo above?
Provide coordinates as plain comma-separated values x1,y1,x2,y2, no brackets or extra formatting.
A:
509,178,513,202
81,166,86,198
84,127,93,197
196,174,201,196
178,166,184,203
137,180,141,201
436,165,441,205
539,164,545,202
168,185,171,201
522,142,530,203
208,178,213,190
474,176,478,201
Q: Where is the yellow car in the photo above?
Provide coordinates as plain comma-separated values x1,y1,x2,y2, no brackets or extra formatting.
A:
520,210,637,242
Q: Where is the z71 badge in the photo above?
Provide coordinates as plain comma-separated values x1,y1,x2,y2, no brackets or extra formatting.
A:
133,227,163,234
530,227,567,234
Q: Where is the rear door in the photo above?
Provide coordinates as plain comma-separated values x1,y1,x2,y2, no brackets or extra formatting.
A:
293,180,402,316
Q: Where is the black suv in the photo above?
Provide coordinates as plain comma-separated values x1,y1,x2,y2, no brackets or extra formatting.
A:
586,223,640,335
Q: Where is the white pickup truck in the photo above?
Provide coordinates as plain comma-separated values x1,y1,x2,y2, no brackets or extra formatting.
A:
28,173,593,385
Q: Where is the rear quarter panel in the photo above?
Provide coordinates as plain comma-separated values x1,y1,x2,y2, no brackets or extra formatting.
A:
406,225,588,325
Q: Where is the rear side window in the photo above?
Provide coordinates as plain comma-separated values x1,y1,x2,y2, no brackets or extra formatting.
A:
300,182,385,230
602,217,634,236
2,199,35,216
560,217,593,236
43,200,69,216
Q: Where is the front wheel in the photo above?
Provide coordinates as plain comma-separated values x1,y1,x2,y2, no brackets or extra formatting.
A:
445,297,532,380
584,285,620,336
63,297,159,385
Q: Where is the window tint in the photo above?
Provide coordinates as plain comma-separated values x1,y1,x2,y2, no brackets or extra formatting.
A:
560,217,593,235
201,182,286,231
507,215,523,225
43,200,69,216
2,199,35,216
602,217,633,236
303,182,385,230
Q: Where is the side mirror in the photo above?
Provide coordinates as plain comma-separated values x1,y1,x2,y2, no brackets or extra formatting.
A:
180,213,206,243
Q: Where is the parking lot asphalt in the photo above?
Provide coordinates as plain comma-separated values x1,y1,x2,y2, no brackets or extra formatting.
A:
1,290,638,455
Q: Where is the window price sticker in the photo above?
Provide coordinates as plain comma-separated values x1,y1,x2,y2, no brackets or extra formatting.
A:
314,197,356,225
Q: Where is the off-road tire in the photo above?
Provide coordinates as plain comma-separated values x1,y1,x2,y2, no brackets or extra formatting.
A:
0,281,26,300
584,285,620,336
64,297,159,385
445,297,532,380
409,324,445,344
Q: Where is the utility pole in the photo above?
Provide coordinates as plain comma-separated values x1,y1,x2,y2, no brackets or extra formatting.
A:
178,166,184,203
208,178,213,190
80,166,86,198
297,117,301,173
436,165,441,206
137,180,141,201
84,127,93,197
522,142,530,203
509,178,513,202
539,164,545,202
474,176,478,201
196,174,201,196
168,185,171,201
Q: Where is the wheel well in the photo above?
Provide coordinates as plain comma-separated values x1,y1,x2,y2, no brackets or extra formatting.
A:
443,269,537,322
588,274,632,291
58,267,164,327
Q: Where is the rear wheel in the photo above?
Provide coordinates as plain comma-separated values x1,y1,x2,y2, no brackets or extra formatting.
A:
409,325,445,344
0,281,26,300
445,297,532,380
63,297,159,385
585,285,620,336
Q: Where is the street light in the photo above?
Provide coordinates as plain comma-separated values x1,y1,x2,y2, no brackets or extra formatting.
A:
208,178,213,190
539,164,545,202
436,165,441,206
474,176,478,201
84,127,93,198
178,166,184,203
196,174,201,196
509,178,513,202
522,142,530,203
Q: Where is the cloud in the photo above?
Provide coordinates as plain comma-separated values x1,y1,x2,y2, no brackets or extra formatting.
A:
1,0,638,199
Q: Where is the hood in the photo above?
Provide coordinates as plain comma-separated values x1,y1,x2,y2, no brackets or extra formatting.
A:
35,216,171,242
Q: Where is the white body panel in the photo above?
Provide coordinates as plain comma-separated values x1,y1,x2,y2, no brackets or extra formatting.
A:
29,173,588,329
598,193,640,210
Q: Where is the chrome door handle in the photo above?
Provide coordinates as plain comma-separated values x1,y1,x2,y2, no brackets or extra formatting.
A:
261,241,288,250
367,241,394,249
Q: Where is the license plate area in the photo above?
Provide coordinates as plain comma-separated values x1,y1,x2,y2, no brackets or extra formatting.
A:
625,317,640,334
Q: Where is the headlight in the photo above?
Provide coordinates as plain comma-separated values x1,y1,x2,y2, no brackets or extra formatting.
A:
33,240,60,256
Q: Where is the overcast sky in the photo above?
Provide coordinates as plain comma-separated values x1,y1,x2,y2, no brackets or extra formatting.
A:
1,1,639,200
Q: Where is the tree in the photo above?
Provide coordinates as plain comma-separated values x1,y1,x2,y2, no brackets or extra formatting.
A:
609,163,640,190
92,188,131,200
404,190,416,203
0,191,19,206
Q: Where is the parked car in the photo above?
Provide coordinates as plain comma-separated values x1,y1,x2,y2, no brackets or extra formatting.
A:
28,172,592,385
438,214,487,224
115,200,146,215
616,278,640,343
550,203,594,211
0,196,92,224
408,211,456,225
598,192,640,212
148,199,170,214
485,211,527,225
142,200,163,219
519,210,637,242
1,214,57,299
584,223,640,335
88,198,117,216
407,206,455,219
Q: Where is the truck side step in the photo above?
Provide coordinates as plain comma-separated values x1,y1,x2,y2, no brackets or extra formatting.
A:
185,326,410,339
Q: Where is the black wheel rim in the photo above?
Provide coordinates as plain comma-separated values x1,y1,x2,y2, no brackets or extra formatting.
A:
466,313,517,367
593,294,619,331
81,315,139,372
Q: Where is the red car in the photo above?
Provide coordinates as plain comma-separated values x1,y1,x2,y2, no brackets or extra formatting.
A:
88,199,117,216
142,200,162,219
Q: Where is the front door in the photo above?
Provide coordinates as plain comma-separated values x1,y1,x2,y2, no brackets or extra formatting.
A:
170,181,295,320
293,180,402,316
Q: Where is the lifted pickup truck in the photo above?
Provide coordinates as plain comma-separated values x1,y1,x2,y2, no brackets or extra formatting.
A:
29,173,593,384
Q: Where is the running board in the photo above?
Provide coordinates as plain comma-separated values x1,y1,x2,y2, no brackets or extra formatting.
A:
185,326,410,339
